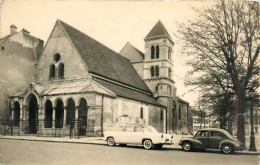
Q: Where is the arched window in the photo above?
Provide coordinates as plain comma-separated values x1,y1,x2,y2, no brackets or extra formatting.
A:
151,46,155,59
172,108,175,118
59,63,64,79
140,107,143,119
66,98,75,126
13,102,20,127
45,100,53,128
168,67,171,78
168,47,171,59
178,106,181,120
78,98,88,136
155,85,158,92
150,66,155,77
155,66,159,76
156,45,159,59
160,110,163,120
50,64,55,79
55,99,64,128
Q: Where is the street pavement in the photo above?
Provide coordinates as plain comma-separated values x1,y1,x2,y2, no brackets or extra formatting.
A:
0,139,259,165
0,134,260,165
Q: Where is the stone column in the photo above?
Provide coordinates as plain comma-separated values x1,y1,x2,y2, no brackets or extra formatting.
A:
74,106,79,136
52,107,56,128
63,107,67,128
38,106,44,135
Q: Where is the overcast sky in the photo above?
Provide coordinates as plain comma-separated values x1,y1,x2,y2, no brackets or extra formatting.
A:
0,0,213,106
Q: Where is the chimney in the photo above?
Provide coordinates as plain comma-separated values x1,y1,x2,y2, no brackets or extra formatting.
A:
10,24,17,34
22,28,30,35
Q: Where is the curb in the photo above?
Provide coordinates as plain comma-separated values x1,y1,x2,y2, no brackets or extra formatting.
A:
1,136,107,146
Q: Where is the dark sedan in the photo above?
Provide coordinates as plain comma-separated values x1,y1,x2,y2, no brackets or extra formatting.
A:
179,128,245,154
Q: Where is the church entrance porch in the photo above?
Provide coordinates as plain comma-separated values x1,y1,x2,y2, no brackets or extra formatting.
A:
27,94,38,134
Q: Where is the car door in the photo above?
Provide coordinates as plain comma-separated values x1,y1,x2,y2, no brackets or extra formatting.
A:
208,131,225,149
131,126,144,145
117,126,133,144
194,130,209,149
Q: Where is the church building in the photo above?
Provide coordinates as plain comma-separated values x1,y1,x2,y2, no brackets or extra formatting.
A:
6,19,190,137
120,21,190,134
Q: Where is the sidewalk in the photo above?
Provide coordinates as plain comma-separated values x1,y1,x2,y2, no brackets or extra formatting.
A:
1,135,259,155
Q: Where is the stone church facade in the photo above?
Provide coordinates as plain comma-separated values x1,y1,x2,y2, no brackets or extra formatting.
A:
7,20,166,137
4,19,190,137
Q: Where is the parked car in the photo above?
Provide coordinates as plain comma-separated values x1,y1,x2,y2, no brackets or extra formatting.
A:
104,124,173,150
179,128,245,154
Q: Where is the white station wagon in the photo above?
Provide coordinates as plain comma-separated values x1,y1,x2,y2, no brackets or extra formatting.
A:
104,124,173,150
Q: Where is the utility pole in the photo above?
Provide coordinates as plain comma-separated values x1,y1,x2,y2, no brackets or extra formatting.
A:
249,88,256,151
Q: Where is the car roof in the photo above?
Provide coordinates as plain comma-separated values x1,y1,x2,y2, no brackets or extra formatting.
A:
198,128,228,133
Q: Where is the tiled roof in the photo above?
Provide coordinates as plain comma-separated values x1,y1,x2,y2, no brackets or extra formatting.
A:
94,78,164,107
144,20,174,44
58,20,151,94
13,79,116,97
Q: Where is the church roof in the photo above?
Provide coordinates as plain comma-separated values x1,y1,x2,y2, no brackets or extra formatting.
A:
12,79,116,97
94,78,164,107
58,20,151,94
120,42,144,63
144,20,174,44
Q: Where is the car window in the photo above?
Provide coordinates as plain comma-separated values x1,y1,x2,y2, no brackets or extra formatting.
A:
143,126,158,133
210,131,220,137
123,126,133,132
196,131,208,137
133,126,142,132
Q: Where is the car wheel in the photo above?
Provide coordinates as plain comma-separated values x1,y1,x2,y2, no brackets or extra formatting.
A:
221,144,233,154
143,140,153,150
119,144,127,147
182,142,192,151
154,144,163,150
107,137,116,146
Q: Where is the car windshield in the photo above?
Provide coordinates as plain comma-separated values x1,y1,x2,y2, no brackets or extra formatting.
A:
143,126,158,133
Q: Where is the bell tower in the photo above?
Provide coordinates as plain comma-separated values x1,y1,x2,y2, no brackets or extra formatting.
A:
143,20,177,133
143,20,176,99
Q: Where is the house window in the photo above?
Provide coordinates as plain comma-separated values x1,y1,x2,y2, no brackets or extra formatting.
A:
160,110,163,120
140,107,143,119
178,106,181,120
2,46,4,50
155,85,158,92
151,66,155,77
168,47,171,59
50,64,55,79
156,45,159,59
58,63,64,79
155,66,159,76
168,67,171,78
151,46,155,59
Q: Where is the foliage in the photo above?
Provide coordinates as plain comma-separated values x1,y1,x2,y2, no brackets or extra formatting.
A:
178,0,260,144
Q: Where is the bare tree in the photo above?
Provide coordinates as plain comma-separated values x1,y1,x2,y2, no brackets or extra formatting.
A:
178,0,259,144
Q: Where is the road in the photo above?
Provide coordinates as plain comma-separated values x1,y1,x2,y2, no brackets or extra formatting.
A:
0,139,258,165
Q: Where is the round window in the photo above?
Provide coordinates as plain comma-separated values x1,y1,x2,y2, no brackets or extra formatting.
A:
54,53,60,62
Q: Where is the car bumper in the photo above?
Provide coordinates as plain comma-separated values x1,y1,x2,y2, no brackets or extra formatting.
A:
235,145,245,151
158,139,173,145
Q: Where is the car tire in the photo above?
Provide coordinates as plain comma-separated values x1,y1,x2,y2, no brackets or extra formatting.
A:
143,139,153,150
221,144,233,154
154,144,163,150
182,142,192,151
107,137,116,146
119,144,127,147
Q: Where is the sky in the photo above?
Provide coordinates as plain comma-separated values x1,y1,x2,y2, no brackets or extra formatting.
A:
0,0,212,106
